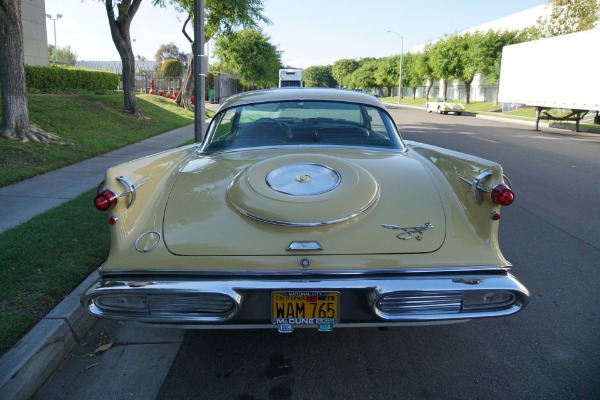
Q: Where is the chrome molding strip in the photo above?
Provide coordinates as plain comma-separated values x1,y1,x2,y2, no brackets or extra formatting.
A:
200,145,408,156
99,265,511,278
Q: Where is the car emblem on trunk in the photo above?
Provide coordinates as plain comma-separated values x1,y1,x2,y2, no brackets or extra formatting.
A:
295,174,312,183
381,222,434,241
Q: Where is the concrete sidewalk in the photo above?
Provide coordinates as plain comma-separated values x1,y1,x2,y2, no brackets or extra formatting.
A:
0,115,214,399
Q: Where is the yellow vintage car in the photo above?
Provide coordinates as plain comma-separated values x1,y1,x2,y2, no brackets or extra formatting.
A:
426,98,465,115
83,88,528,333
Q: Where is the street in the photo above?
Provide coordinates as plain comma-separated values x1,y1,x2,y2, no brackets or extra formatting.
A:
37,106,600,400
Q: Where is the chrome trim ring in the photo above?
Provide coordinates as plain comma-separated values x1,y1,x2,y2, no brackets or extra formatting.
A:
266,163,341,196
228,183,380,227
134,231,162,253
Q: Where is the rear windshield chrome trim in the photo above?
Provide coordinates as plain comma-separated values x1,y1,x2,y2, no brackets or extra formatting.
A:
198,145,408,156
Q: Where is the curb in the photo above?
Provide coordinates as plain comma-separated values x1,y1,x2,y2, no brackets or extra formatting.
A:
0,271,99,400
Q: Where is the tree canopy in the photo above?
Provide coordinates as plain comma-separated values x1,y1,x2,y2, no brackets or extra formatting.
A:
331,59,359,88
213,28,281,88
303,65,336,87
532,0,600,38
48,45,78,66
155,42,188,70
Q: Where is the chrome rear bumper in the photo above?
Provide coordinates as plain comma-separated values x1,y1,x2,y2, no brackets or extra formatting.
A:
81,271,529,328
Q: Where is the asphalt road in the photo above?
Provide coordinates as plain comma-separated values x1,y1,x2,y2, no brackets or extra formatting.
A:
37,107,600,400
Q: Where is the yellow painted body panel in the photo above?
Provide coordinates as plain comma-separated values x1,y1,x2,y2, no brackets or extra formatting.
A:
98,141,510,274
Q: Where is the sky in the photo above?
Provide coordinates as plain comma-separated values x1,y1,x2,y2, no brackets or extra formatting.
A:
44,0,549,68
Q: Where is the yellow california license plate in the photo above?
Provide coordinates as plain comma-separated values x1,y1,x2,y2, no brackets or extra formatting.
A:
272,291,339,325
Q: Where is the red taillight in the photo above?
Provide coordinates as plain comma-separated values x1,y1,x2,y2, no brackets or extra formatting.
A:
94,190,118,211
491,184,514,206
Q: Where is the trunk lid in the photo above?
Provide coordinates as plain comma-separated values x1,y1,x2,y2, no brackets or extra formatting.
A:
163,149,446,256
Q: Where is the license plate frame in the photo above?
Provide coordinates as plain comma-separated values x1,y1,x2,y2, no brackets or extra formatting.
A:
271,291,339,325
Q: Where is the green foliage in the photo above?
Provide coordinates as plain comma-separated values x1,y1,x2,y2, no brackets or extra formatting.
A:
374,56,399,92
532,0,600,38
303,65,336,87
48,45,78,66
401,52,426,96
159,0,271,40
213,28,281,88
161,59,184,77
347,59,378,89
155,42,188,69
25,66,120,92
331,59,359,88
471,30,528,85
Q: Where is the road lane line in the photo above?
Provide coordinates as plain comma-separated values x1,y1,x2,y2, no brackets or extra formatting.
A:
469,136,499,143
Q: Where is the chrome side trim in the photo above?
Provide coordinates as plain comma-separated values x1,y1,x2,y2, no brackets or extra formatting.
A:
99,265,511,278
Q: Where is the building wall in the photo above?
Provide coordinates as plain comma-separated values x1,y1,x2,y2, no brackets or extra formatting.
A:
22,0,49,66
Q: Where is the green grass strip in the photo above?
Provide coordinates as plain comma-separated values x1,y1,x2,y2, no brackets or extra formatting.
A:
0,189,109,356
0,93,214,187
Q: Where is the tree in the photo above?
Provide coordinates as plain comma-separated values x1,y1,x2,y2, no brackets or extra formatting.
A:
161,59,184,77
415,44,436,100
400,52,426,100
165,0,271,110
303,65,336,87
155,42,188,70
331,59,359,88
472,29,527,103
429,36,458,99
48,44,78,66
374,56,399,97
347,59,378,91
0,0,53,142
213,28,281,88
445,33,478,104
533,0,600,38
103,0,144,118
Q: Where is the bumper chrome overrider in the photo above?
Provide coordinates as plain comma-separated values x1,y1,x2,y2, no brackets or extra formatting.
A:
82,270,529,328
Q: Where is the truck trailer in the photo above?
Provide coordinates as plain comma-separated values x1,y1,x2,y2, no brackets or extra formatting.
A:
498,29,600,131
279,69,303,88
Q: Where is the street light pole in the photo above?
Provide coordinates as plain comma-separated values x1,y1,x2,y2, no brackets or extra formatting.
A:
46,13,62,64
386,30,403,104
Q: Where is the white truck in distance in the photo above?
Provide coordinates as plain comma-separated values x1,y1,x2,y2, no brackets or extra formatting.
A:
279,69,303,88
498,29,600,131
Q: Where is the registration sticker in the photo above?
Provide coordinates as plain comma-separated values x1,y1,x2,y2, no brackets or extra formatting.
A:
272,291,339,325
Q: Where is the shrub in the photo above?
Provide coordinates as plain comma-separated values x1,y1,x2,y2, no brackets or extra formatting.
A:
25,65,120,93
161,59,183,78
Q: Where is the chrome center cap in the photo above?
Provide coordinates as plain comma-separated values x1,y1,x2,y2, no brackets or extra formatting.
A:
295,174,312,183
266,163,341,196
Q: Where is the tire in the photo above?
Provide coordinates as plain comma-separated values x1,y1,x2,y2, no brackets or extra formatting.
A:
456,112,462,116
426,105,431,113
437,106,442,114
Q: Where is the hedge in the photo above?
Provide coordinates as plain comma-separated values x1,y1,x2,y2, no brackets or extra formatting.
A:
25,65,120,92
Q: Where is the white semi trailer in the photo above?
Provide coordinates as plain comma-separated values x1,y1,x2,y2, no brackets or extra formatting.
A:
498,29,600,131
279,69,303,87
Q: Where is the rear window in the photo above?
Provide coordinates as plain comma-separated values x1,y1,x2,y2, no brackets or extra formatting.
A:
202,101,404,152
